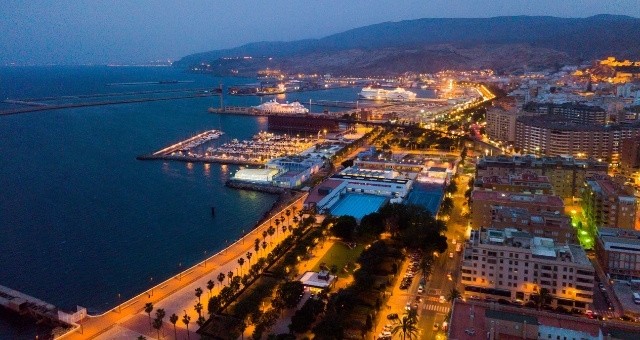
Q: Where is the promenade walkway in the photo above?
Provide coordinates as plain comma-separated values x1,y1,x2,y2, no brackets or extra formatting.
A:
59,193,307,340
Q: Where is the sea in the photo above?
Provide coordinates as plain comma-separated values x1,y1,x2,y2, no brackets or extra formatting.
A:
0,66,434,339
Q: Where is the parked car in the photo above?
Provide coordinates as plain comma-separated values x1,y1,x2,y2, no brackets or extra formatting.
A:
386,313,398,320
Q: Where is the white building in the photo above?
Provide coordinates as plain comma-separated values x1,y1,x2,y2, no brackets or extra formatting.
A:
461,228,595,311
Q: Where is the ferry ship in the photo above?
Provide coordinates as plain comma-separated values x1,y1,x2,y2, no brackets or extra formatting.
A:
358,86,417,101
252,100,309,114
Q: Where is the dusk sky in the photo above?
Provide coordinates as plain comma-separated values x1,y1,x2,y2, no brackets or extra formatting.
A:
2,0,638,65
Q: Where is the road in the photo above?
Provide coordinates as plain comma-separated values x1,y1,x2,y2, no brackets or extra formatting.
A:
371,173,471,340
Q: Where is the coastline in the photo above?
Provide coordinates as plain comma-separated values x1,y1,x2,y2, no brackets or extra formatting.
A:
57,192,307,339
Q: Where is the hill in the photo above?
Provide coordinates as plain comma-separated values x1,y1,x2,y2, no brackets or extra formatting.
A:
174,15,640,76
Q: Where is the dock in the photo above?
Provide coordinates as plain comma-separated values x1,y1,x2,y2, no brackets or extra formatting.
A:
208,106,261,115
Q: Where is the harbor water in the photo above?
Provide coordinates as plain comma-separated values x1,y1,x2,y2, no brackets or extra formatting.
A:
0,66,432,338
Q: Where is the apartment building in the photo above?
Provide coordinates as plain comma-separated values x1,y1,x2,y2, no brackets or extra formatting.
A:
514,115,640,164
470,190,564,228
582,175,637,230
490,205,575,243
596,227,640,280
475,172,554,195
476,155,608,201
461,228,595,311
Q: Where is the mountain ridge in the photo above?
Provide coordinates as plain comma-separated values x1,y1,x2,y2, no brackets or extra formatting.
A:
175,15,640,75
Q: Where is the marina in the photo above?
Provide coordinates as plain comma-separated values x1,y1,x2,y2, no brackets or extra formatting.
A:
139,131,318,166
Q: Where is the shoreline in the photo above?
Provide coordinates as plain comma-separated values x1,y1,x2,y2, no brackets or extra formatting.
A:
82,191,304,317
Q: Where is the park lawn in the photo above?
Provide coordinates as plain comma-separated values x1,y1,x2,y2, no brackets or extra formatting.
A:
312,242,366,278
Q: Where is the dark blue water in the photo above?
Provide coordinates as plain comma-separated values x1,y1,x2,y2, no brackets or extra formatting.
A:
0,66,278,339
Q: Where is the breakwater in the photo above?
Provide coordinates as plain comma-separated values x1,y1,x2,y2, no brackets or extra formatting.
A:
225,179,287,194
1,92,217,115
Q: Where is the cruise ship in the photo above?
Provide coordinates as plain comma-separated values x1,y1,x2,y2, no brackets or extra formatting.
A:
252,100,309,114
358,86,417,101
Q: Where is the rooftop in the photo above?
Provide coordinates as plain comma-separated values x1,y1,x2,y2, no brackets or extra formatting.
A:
517,114,640,131
471,190,564,208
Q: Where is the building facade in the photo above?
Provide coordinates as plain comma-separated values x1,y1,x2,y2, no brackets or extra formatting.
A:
582,175,637,230
514,115,640,164
489,206,576,243
461,228,595,311
476,155,608,201
470,190,564,229
596,227,640,281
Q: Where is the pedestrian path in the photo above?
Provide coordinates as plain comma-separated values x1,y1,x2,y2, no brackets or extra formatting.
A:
423,304,450,314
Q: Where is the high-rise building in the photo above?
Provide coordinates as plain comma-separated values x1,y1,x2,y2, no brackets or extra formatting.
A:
523,102,607,125
620,136,640,182
582,175,637,230
486,108,537,143
514,115,640,164
461,228,594,311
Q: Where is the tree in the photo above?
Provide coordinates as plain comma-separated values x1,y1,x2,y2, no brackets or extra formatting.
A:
262,240,267,254
154,308,166,339
534,288,553,310
182,313,191,340
277,281,305,309
144,302,154,329
246,251,253,267
358,212,385,236
194,302,203,318
208,295,221,315
228,271,234,285
392,316,419,340
152,317,163,339
447,288,461,302
440,197,454,216
331,215,358,241
217,272,226,287
275,218,281,237
445,180,458,194
262,230,268,242
286,209,291,227
195,287,203,303
169,313,179,340
267,226,276,242
206,280,215,298
238,257,245,276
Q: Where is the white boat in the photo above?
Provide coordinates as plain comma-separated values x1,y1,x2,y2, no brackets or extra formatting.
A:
358,86,417,101
252,99,309,114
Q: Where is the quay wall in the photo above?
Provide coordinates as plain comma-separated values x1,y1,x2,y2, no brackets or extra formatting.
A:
136,154,264,166
225,179,286,194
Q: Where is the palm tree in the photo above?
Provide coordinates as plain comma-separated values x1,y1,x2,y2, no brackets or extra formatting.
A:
392,316,419,340
144,302,154,329
274,218,281,238
292,216,299,229
153,308,166,339
262,240,267,254
267,226,275,243
217,272,226,287
282,224,287,235
195,287,203,303
206,280,215,298
169,313,178,340
194,302,203,318
254,238,260,255
237,257,245,276
285,209,291,226
227,271,233,285
262,230,268,242
182,313,191,340
152,318,163,339
246,251,252,267
535,287,553,310
447,288,461,302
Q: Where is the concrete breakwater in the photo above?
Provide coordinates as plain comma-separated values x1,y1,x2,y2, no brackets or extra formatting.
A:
136,154,263,166
225,179,286,194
